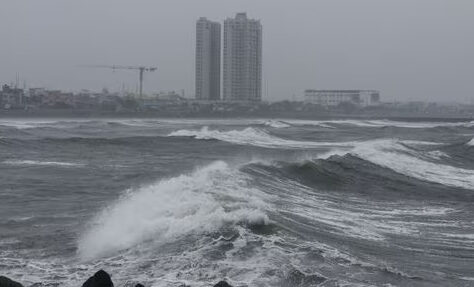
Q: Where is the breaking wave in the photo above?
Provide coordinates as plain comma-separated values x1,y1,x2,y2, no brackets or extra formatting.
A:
285,119,474,129
78,161,269,260
262,120,291,128
319,139,474,190
168,126,353,149
2,160,85,167
168,126,473,189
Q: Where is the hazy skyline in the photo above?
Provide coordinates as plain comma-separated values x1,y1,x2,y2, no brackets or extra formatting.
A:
1,0,473,102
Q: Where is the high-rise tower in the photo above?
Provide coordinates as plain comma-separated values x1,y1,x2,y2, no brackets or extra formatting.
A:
195,17,221,100
223,13,262,101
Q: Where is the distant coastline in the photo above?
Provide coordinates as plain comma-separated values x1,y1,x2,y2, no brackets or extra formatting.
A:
0,108,472,121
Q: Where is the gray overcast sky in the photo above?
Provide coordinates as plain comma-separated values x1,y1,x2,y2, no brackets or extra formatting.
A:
1,0,473,102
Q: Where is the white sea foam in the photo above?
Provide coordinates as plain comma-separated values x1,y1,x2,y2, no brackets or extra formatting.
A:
399,140,442,146
313,139,474,189
170,126,471,188
168,126,353,149
2,160,84,167
439,233,474,240
266,175,454,242
280,119,334,128
425,150,450,160
351,139,474,190
261,120,290,128
367,206,454,216
0,120,58,129
357,119,474,128
289,119,383,128
0,119,94,129
467,138,474,146
285,119,474,129
78,161,269,260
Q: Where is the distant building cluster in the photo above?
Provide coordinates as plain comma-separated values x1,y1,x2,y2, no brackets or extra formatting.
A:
0,84,177,111
1,12,388,111
304,90,381,107
2,82,474,118
196,13,262,102
0,85,25,109
5,85,119,110
0,84,83,110
142,91,187,109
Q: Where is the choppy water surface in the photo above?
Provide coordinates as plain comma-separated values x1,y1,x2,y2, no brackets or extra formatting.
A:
1,118,473,286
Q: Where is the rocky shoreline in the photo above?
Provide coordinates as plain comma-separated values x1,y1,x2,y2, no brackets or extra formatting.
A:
0,270,233,287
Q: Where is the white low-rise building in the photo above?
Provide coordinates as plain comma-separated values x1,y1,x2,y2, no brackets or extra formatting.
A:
304,90,380,107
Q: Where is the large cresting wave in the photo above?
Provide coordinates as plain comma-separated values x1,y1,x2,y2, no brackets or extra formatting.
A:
77,161,269,260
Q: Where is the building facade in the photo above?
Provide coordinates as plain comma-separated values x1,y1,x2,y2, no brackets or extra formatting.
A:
195,17,221,101
0,84,24,109
304,90,380,107
223,13,262,102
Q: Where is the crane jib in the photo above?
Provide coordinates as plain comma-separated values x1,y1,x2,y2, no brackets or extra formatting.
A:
82,65,157,98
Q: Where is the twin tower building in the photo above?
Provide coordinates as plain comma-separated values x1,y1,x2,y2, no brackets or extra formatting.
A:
195,13,262,102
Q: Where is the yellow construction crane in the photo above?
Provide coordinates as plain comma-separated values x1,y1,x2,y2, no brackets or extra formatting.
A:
84,65,157,98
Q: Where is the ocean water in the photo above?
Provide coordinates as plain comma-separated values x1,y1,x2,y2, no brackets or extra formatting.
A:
0,118,473,286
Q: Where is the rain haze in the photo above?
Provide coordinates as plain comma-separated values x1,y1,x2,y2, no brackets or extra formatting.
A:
4,2,474,287
1,0,473,102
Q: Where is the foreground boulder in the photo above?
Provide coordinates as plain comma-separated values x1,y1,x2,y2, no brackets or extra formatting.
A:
1,272,231,287
0,276,24,287
82,270,114,287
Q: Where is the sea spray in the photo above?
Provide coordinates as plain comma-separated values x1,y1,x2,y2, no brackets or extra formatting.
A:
78,161,269,260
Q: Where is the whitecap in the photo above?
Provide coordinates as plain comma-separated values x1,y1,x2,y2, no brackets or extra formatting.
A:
78,161,269,260
262,120,290,128
285,119,474,129
2,160,85,167
168,126,353,149
351,140,474,190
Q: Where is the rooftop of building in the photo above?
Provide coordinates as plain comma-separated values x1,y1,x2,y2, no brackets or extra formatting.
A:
225,12,261,23
305,89,380,93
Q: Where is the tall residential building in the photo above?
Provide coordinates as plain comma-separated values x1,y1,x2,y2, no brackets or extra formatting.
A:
223,13,262,102
195,17,221,100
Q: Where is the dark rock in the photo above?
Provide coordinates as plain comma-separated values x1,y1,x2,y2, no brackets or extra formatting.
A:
0,276,24,287
81,270,113,287
213,281,233,287
135,284,145,287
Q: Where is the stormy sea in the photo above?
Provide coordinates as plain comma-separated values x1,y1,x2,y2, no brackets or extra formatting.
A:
1,118,473,287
